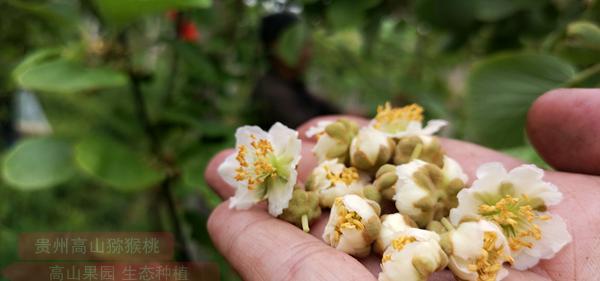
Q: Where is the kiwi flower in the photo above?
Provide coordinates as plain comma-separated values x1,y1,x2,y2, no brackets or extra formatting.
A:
322,194,381,257
306,119,359,163
218,122,301,216
349,127,394,171
369,102,447,138
379,228,448,281
393,156,468,227
449,163,572,270
305,159,369,208
374,213,417,254
441,219,513,281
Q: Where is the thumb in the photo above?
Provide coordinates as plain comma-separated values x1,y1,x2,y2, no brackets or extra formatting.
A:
527,88,600,175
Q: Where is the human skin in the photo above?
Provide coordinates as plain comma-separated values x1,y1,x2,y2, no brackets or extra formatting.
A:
204,89,600,281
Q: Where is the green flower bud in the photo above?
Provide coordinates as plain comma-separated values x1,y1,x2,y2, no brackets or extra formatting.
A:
394,157,468,228
394,136,444,167
279,188,322,232
374,164,399,200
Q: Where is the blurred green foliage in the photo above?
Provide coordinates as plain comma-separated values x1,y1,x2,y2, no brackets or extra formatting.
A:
0,0,599,280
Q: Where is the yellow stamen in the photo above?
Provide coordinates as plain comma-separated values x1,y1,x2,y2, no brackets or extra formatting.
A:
391,236,417,251
478,195,551,251
382,254,391,263
469,231,507,281
326,166,359,186
332,198,364,244
373,102,424,131
234,136,277,190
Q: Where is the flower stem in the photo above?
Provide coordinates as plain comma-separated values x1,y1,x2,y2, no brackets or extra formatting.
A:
441,217,455,231
301,214,310,233
410,143,423,160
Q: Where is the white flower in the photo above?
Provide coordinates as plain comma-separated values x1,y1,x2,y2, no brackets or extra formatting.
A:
323,194,381,257
369,102,447,138
305,120,333,138
450,163,572,270
374,213,417,254
350,127,394,170
446,220,512,281
379,228,448,281
305,159,370,207
218,122,301,216
393,156,468,227
306,119,357,163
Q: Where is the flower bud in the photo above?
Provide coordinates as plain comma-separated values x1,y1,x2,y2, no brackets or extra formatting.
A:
279,188,322,232
306,119,359,164
305,160,370,208
394,156,467,228
350,127,394,171
323,194,381,257
374,213,417,254
393,135,444,167
434,219,512,281
374,164,399,200
378,228,448,281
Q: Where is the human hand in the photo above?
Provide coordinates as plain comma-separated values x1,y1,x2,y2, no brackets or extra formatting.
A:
204,89,600,281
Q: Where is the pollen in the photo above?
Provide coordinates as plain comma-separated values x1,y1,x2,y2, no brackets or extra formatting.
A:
326,166,360,186
478,194,551,251
468,231,508,281
373,102,424,130
234,137,277,190
382,254,392,263
333,198,365,244
391,235,417,251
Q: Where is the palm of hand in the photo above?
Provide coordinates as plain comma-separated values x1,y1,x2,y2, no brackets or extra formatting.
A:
204,89,600,281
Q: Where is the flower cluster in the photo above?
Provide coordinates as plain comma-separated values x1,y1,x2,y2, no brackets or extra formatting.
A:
218,103,571,281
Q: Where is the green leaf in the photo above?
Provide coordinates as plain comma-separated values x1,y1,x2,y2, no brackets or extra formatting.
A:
94,0,211,28
75,137,166,191
466,53,576,148
2,137,75,190
12,48,62,80
566,21,600,50
15,59,128,94
276,23,307,67
327,1,365,30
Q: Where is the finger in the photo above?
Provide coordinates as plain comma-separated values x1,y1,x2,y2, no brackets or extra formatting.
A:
204,144,318,200
297,115,369,143
527,88,600,175
207,201,377,281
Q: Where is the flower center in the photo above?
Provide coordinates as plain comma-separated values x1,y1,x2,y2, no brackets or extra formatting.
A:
467,231,512,281
325,166,359,186
391,235,417,251
478,195,551,251
234,136,277,190
332,198,364,244
373,102,423,133
382,236,417,264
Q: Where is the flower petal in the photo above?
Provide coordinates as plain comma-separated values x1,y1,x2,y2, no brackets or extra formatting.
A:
515,214,572,269
218,154,242,188
420,119,448,135
229,185,263,210
267,170,297,216
269,122,302,166
235,125,270,147
305,120,332,138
